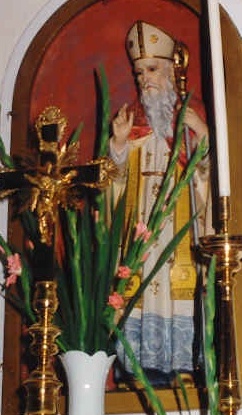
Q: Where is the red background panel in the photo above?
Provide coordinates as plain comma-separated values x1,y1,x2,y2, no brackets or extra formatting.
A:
30,0,201,162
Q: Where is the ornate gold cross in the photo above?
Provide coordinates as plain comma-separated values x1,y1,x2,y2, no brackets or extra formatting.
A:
0,106,116,248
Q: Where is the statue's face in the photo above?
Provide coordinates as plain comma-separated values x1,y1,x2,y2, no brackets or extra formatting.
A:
134,57,172,97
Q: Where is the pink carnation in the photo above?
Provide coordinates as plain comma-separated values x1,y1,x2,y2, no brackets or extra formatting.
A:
6,274,18,288
141,252,150,263
108,292,124,310
134,222,152,242
7,253,22,276
134,222,147,239
143,230,152,242
117,266,131,279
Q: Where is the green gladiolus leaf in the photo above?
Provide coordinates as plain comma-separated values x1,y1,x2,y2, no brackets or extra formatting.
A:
0,135,14,168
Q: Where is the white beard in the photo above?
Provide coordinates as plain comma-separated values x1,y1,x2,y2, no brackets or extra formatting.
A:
141,81,177,141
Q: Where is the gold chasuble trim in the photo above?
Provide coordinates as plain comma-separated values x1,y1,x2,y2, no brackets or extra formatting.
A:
123,147,143,308
170,164,197,300
124,147,143,239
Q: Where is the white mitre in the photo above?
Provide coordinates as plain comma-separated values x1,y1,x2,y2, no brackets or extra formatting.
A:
126,20,175,61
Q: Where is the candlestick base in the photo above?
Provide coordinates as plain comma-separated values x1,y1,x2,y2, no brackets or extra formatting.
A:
23,281,62,415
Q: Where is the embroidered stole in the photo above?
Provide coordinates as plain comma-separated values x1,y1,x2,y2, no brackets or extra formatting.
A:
123,147,143,305
170,164,197,300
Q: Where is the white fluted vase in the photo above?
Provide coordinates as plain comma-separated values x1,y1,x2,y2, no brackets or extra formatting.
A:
60,351,115,415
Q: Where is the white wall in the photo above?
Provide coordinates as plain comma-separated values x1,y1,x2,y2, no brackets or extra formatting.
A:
0,1,241,414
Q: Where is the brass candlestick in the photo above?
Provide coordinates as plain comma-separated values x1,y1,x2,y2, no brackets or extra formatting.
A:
23,281,62,415
200,196,242,415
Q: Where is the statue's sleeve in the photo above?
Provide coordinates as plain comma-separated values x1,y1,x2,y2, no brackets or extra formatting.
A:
109,137,129,165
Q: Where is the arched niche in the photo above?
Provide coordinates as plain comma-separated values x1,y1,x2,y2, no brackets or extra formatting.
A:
3,0,242,414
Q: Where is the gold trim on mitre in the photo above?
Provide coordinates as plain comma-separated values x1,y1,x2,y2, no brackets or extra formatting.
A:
126,20,175,62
